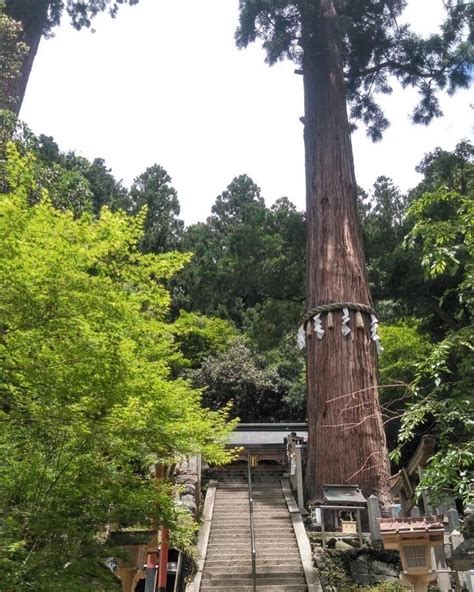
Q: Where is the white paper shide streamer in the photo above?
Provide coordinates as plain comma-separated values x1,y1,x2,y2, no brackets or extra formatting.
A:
313,313,325,340
341,307,351,336
297,324,306,350
370,314,383,353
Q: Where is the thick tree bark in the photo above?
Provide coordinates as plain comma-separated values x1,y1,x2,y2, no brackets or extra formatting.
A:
303,0,391,503
2,0,50,116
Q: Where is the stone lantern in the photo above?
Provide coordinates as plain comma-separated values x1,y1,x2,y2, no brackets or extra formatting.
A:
379,516,445,592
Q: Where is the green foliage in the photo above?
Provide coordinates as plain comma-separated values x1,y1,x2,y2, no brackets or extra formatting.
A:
33,135,129,214
177,176,305,343
359,176,409,302
129,164,184,253
359,583,408,592
313,549,406,591
360,142,473,336
392,187,473,504
1,128,187,242
191,339,305,422
237,0,473,139
0,2,27,110
378,322,431,391
412,139,473,198
171,311,239,370
174,176,306,421
377,321,432,453
33,135,130,216
191,340,282,422
357,143,473,500
407,188,473,309
0,144,235,590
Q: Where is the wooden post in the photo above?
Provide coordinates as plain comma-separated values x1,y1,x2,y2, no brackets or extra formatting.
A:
158,527,169,592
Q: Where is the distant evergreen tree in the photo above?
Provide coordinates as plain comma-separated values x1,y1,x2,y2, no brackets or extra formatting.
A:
129,164,184,253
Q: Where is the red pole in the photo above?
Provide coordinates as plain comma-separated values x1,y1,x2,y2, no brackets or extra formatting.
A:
158,527,169,592
144,549,159,592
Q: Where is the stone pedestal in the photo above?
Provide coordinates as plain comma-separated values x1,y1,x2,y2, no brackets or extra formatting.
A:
367,495,382,546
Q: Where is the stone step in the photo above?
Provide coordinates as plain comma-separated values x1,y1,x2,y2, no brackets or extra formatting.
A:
200,575,307,587
208,529,297,537
207,536,299,544
210,524,293,531
213,508,287,514
200,583,308,592
206,554,302,560
204,559,303,567
214,494,284,499
213,505,285,510
206,545,301,553
215,476,285,480
212,512,290,518
213,502,287,507
213,500,285,505
205,551,301,559
206,544,301,552
215,492,284,497
206,554,301,561
210,521,293,528
209,531,295,540
210,528,294,535
212,516,292,523
210,474,284,477
215,484,286,488
212,476,286,480
216,487,284,492
206,546,301,555
217,481,281,493
216,488,282,499
207,537,298,545
211,471,284,475
212,523,292,528
204,564,304,574
215,495,285,499
213,500,287,506
212,515,291,521
209,473,285,478
217,484,282,488
201,574,306,582
213,501,285,504
203,572,305,582
207,540,297,557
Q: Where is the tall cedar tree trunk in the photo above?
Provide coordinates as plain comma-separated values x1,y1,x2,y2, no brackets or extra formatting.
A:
2,0,50,115
303,0,391,503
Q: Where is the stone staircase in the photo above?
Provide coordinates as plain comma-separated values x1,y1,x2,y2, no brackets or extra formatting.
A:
200,469,308,591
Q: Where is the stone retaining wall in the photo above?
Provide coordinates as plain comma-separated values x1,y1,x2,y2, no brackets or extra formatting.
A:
312,543,402,590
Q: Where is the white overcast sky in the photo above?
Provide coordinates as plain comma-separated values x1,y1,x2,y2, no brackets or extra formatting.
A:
20,0,472,225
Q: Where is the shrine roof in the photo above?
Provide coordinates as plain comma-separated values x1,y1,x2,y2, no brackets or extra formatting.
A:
323,484,367,505
379,516,444,533
228,423,307,447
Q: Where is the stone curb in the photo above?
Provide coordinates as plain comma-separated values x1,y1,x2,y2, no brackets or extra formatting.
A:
281,479,323,592
186,480,217,592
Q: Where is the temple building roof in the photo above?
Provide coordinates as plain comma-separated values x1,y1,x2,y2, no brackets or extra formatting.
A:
228,423,307,447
